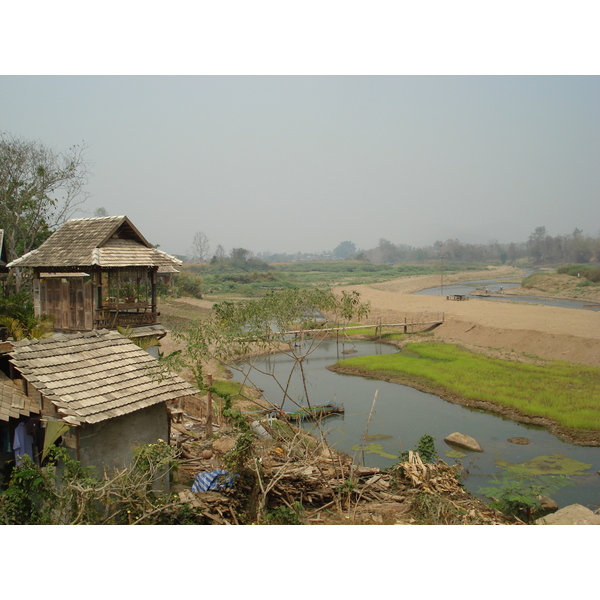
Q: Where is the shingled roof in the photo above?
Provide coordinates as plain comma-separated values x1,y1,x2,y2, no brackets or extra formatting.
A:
0,371,39,422
9,330,198,426
6,216,182,269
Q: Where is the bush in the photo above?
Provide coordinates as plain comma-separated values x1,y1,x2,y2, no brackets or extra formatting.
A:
0,444,185,525
557,264,600,283
173,271,203,298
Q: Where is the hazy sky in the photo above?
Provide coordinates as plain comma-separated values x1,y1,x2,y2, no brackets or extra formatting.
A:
1,75,599,258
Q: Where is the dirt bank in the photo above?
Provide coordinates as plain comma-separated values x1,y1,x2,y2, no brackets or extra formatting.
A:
335,266,600,367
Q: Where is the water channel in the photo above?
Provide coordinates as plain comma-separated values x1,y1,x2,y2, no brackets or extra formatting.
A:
233,338,600,511
415,274,600,311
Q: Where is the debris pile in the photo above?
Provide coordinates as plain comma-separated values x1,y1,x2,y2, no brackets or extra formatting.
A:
167,410,517,525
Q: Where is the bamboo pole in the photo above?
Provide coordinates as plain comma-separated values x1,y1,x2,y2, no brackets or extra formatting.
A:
205,373,213,439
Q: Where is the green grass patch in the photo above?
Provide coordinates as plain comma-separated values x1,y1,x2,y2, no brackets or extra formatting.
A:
211,380,245,398
336,343,600,431
272,261,482,288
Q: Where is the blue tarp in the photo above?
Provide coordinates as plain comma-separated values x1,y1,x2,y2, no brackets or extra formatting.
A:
191,469,237,492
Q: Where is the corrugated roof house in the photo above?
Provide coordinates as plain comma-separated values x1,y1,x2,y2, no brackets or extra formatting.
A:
7,215,181,333
3,329,198,483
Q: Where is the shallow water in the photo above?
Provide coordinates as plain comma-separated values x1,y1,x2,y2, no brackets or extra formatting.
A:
415,276,600,311
232,339,600,510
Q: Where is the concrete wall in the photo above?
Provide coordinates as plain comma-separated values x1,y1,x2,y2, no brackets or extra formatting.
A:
78,402,170,491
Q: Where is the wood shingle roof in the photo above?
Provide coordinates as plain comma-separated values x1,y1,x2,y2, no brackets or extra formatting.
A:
9,330,198,426
6,216,182,269
0,371,39,422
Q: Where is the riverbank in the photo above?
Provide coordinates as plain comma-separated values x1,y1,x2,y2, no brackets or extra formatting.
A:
328,355,600,447
330,266,600,445
334,266,600,367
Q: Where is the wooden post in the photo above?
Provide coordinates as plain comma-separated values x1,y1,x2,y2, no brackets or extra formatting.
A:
205,373,213,439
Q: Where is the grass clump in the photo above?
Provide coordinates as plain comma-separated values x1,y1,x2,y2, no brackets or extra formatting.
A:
336,343,600,431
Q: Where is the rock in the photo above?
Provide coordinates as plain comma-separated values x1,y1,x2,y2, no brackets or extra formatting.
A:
536,495,558,514
444,432,483,452
212,436,237,454
535,504,600,525
507,437,531,445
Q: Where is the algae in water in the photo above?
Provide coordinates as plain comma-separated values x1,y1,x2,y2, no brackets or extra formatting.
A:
352,443,397,460
496,453,592,476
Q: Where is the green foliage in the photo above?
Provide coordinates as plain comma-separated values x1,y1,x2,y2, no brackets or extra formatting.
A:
223,431,255,473
0,455,59,524
173,271,203,298
0,291,34,321
0,291,55,340
0,443,183,525
557,264,600,283
1,314,55,340
335,478,357,495
0,132,90,291
478,474,572,522
211,288,370,342
265,501,304,524
132,439,178,476
397,433,438,464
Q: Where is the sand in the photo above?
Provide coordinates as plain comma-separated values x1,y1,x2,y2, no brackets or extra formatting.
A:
334,266,600,367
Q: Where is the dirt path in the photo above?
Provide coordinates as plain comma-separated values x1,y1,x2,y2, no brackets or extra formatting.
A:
335,266,600,366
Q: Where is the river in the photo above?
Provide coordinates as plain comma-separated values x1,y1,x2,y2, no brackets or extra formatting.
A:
415,274,600,311
232,338,600,511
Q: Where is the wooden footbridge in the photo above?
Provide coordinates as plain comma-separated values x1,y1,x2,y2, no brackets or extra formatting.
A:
277,312,445,337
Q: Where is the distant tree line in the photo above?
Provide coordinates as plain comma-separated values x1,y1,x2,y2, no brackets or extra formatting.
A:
249,228,600,266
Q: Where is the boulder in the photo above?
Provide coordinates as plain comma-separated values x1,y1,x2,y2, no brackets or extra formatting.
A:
535,503,600,525
444,432,483,452
536,495,558,514
507,437,531,445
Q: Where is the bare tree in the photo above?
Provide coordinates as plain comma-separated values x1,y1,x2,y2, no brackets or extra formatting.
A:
214,244,226,260
190,231,210,262
0,132,91,289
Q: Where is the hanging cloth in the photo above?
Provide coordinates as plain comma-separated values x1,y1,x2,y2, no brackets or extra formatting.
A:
13,422,34,466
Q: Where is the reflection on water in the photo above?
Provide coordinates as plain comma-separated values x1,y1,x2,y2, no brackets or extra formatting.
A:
232,339,600,510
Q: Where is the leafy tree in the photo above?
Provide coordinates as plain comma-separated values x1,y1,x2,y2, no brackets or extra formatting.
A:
160,288,370,413
332,240,357,260
94,207,108,217
230,247,252,262
0,132,91,290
